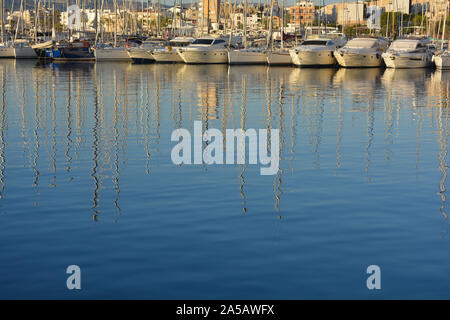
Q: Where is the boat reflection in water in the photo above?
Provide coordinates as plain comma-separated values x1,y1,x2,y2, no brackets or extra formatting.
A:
1,61,449,219
2,61,450,299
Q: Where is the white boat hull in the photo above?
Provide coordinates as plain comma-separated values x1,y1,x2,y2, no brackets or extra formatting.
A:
95,48,131,61
382,53,432,69
289,49,336,66
178,50,228,64
153,50,184,63
433,55,450,70
334,51,384,67
127,48,154,62
0,47,15,58
14,46,37,58
228,50,267,64
267,52,292,65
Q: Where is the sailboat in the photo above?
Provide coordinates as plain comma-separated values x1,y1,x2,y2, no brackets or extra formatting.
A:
266,0,291,65
94,0,130,61
266,50,292,65
432,1,449,69
32,40,54,59
0,44,14,58
0,0,13,58
95,45,131,61
228,0,267,65
11,0,36,58
13,39,37,58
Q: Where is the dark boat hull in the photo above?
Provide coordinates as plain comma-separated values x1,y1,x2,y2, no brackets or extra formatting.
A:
52,47,95,61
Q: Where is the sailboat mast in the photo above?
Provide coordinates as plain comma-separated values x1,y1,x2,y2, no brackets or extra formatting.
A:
114,0,117,47
94,0,98,46
34,0,37,42
147,0,150,35
157,0,161,36
66,0,70,40
14,0,24,42
243,0,247,48
180,0,183,32
442,0,448,50
280,0,284,49
52,1,55,37
267,0,273,49
1,0,4,44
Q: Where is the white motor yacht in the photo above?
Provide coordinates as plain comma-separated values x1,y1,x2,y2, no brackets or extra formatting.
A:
382,38,435,68
152,37,195,63
127,39,166,62
334,37,389,67
177,38,229,64
290,37,346,67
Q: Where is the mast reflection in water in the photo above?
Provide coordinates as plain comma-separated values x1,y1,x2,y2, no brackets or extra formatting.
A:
1,61,450,299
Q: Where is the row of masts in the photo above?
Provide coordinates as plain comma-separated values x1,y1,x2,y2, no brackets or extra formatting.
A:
0,0,448,47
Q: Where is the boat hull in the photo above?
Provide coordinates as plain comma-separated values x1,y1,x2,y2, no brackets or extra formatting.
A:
433,55,450,70
382,53,432,69
334,51,384,67
95,48,131,61
0,47,15,58
228,50,267,64
178,50,228,64
267,52,292,65
289,49,336,66
14,46,37,58
127,48,155,62
152,50,184,63
53,47,95,61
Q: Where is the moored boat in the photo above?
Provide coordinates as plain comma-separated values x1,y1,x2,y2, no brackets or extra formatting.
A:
382,38,435,69
177,38,228,64
51,40,95,61
433,51,450,69
290,37,346,67
334,37,389,68
228,48,267,65
94,46,131,61
152,37,195,63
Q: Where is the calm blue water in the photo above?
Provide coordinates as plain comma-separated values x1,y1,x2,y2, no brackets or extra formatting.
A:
0,60,450,299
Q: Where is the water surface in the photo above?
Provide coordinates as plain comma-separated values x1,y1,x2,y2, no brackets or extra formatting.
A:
0,60,450,299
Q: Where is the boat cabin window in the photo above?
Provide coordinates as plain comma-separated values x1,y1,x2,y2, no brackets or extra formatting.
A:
302,40,329,46
346,39,377,48
213,39,226,45
192,39,214,45
169,41,191,47
390,41,419,51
